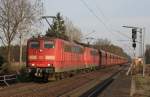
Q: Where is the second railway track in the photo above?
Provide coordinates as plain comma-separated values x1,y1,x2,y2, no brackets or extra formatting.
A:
57,65,127,97
79,66,126,97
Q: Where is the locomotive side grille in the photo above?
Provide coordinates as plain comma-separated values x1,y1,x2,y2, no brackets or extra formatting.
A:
45,56,55,60
29,55,37,60
39,56,44,60
29,55,55,60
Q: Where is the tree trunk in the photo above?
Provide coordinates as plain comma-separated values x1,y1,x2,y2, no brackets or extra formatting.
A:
7,42,11,70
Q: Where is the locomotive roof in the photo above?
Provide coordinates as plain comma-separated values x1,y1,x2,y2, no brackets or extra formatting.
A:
29,36,56,41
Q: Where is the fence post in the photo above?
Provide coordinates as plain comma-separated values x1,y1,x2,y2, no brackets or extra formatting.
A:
4,75,9,86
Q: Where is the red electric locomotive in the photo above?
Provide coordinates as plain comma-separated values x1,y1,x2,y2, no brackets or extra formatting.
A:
27,36,88,80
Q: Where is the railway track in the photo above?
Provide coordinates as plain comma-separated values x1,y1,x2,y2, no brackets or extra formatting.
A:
79,68,125,97
0,65,125,97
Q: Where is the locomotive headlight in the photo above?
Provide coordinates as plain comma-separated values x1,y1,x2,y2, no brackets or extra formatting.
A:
48,64,50,66
29,55,37,60
31,64,35,66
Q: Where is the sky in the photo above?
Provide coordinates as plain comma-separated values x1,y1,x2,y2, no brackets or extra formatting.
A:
42,0,150,57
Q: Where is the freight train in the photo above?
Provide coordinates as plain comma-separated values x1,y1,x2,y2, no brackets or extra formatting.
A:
27,36,128,81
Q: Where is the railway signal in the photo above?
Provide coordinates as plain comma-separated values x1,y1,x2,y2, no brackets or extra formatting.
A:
132,28,137,41
132,28,137,49
132,42,136,49
123,25,145,77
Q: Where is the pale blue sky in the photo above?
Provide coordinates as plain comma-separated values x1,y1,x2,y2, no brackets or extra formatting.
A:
43,0,150,56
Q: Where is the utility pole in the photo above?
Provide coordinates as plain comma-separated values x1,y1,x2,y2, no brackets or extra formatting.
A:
19,33,22,69
139,28,142,57
142,28,145,77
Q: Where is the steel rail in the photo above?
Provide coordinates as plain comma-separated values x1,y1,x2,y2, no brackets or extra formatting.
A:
79,66,126,97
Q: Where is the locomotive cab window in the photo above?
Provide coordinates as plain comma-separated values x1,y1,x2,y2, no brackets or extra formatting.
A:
44,41,54,48
30,41,40,49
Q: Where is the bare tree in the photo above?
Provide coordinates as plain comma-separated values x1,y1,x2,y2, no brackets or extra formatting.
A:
93,38,130,58
65,17,82,42
94,38,111,49
0,0,43,70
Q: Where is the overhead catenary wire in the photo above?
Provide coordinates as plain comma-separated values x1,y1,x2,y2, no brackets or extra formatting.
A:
93,0,131,39
80,0,110,32
110,28,131,39
79,0,134,56
79,0,131,40
92,0,110,22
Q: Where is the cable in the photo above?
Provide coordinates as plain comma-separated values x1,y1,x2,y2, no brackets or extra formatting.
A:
92,0,109,21
79,0,136,56
113,29,131,39
80,0,109,32
80,0,131,40
93,0,131,39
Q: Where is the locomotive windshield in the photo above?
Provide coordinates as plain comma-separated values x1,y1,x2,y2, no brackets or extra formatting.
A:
44,41,54,48
30,41,40,49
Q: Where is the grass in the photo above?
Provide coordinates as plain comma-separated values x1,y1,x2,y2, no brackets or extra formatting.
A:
5,62,32,82
134,75,150,97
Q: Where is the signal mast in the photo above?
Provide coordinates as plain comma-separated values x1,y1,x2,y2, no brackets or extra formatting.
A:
123,26,145,77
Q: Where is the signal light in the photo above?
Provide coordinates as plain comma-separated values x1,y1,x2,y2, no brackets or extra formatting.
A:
132,43,136,49
132,28,137,39
133,39,136,42
132,28,137,49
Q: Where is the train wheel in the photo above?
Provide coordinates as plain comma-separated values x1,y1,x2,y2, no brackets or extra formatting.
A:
29,69,36,81
63,72,69,78
59,73,65,80
42,73,49,82
55,73,61,80
69,72,74,77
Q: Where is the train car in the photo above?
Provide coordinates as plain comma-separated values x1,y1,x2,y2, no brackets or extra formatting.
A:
106,52,111,66
99,50,107,66
110,53,114,65
114,55,118,65
63,40,85,71
116,55,120,65
109,53,112,65
83,47,99,69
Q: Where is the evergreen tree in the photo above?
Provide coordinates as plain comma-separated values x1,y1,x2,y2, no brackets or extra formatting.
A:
45,12,68,40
